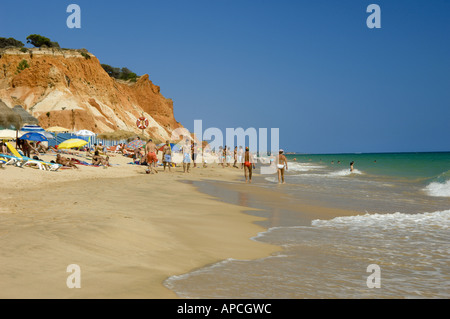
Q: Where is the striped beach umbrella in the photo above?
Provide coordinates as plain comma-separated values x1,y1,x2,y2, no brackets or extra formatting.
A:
21,125,54,139
19,132,48,142
126,139,146,150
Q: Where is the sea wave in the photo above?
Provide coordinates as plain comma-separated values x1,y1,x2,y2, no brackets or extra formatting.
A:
424,179,450,197
311,210,450,231
286,162,325,172
326,168,363,177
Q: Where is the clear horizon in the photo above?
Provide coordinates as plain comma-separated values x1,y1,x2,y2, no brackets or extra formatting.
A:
1,0,449,153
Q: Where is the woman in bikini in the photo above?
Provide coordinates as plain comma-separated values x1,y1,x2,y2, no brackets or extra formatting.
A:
277,149,288,184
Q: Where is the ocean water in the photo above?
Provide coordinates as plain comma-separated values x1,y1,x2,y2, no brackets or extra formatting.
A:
164,152,450,298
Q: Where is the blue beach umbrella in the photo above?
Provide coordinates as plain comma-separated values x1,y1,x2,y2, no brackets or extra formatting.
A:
20,125,54,139
19,132,48,142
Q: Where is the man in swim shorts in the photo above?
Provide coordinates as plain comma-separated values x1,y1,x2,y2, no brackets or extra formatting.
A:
145,138,158,174
244,147,255,183
277,149,288,184
182,138,191,173
162,140,172,172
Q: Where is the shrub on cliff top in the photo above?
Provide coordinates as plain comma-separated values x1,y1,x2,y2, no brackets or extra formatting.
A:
80,51,91,59
101,64,138,82
0,37,24,48
26,34,60,48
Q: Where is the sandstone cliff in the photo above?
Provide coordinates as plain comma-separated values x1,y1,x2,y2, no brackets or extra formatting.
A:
0,47,182,141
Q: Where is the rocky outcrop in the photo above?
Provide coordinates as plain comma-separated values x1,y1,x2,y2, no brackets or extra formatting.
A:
0,47,182,141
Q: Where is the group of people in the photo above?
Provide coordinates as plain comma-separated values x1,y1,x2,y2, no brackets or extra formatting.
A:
138,137,289,184
14,139,49,157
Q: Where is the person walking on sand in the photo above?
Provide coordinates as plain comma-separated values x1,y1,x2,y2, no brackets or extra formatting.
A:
217,146,224,167
223,146,229,167
244,147,255,183
182,138,191,173
145,139,158,174
237,146,244,168
191,141,198,168
233,146,238,168
162,140,172,172
277,149,288,184
22,139,31,158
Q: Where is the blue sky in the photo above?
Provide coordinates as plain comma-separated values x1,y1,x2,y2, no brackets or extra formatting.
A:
1,0,449,153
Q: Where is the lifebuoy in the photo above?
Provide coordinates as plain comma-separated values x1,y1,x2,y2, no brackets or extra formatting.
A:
136,117,149,129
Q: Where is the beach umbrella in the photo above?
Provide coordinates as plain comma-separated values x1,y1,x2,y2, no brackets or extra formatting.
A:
12,105,39,125
75,129,95,136
0,129,24,139
126,139,146,150
21,124,54,139
58,138,88,149
19,132,48,142
0,100,23,130
75,129,95,144
46,126,70,133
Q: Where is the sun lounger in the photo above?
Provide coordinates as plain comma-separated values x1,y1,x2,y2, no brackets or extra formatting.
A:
22,156,62,171
0,154,27,168
2,142,61,171
5,142,22,158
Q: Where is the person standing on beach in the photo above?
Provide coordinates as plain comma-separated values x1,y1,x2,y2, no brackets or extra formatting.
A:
350,161,354,172
182,138,191,173
233,146,238,168
244,147,255,183
145,139,158,174
218,146,224,167
237,146,244,168
191,141,198,168
277,149,288,184
22,140,31,158
162,140,172,172
223,146,229,167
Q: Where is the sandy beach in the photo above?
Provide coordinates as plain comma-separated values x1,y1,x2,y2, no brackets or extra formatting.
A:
4,150,446,299
0,150,284,298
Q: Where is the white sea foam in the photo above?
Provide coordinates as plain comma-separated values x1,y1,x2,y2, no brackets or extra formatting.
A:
264,177,278,183
327,168,363,177
311,210,450,231
424,180,450,197
286,162,324,172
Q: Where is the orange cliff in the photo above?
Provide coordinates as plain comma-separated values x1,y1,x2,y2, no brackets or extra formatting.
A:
0,47,183,141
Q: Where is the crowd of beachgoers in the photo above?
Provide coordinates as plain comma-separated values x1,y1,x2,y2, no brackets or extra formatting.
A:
1,135,290,183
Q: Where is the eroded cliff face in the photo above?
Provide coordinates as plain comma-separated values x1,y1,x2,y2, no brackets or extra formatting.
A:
0,47,182,140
